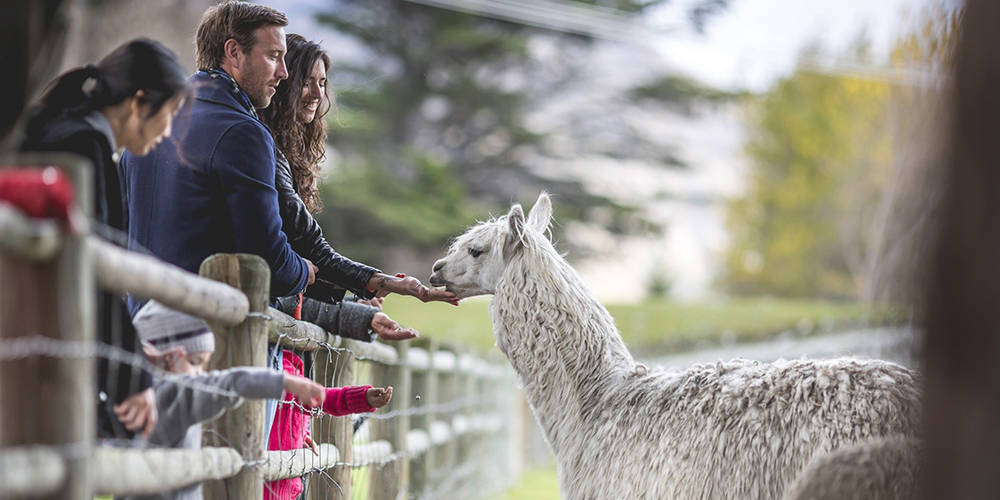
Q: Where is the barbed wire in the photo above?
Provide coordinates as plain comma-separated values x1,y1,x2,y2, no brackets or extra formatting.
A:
0,335,242,399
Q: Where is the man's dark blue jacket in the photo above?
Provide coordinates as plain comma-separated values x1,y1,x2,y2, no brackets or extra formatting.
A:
122,72,308,299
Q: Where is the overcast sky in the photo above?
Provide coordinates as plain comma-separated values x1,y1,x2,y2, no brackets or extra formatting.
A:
651,0,961,91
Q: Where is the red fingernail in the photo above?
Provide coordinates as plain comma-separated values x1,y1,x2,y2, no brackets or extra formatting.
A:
396,273,406,278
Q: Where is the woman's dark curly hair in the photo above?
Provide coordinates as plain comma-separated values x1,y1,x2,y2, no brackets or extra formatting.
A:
259,34,332,213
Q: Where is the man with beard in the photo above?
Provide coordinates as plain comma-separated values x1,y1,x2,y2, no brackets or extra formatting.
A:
121,0,314,305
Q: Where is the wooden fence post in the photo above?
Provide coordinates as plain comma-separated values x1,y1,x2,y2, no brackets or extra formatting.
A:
308,346,354,500
0,159,94,500
0,225,94,500
199,253,270,500
371,341,410,500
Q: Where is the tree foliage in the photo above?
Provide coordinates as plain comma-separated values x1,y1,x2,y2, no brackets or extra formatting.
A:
723,7,962,301
312,0,727,270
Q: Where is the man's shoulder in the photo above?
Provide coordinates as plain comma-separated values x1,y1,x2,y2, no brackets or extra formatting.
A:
185,102,272,158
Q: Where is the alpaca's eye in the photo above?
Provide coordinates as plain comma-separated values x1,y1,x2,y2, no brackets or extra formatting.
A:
469,248,484,258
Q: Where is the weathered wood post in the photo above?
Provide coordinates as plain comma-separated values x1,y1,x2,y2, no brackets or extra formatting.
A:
371,341,411,500
308,344,355,500
199,254,270,500
409,338,438,497
0,159,94,499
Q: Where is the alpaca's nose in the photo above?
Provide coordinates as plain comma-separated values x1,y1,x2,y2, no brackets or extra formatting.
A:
429,259,447,286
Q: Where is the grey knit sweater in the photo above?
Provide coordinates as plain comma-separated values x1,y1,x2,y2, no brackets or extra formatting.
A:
120,367,285,500
274,296,379,342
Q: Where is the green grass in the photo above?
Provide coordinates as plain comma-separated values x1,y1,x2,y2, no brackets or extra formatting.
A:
383,295,887,356
484,466,561,500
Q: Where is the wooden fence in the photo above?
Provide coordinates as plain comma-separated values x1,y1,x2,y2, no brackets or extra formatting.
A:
0,158,522,499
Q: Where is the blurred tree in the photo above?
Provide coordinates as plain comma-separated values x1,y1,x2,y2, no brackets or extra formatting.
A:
723,41,893,299
723,6,961,301
311,0,729,272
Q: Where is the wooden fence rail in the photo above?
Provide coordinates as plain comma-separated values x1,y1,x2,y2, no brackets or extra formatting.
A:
0,160,520,500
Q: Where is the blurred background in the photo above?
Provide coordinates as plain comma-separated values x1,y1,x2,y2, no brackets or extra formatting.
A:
24,0,963,496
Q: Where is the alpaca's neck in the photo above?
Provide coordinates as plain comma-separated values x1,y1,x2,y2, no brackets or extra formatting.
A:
491,248,634,452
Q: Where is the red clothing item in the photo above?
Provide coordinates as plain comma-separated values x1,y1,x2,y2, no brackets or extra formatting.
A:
265,350,375,500
0,167,74,222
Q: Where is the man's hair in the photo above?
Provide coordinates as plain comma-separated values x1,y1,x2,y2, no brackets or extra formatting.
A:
195,0,288,71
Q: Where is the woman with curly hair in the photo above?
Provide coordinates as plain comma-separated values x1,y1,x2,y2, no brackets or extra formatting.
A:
259,34,454,500
259,34,457,345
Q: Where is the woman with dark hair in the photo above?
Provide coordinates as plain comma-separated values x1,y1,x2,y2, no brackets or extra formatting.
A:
259,34,457,346
21,37,188,439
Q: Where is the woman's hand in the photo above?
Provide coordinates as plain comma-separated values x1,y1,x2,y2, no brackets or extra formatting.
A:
283,374,325,408
113,387,158,438
370,312,418,341
366,386,393,408
368,273,459,305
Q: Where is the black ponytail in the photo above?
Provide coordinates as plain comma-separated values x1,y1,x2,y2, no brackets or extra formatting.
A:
37,38,188,118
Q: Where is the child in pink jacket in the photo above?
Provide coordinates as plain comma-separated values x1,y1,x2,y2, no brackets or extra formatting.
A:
265,350,392,500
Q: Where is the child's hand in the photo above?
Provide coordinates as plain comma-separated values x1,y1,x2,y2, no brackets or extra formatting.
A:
283,374,325,408
113,387,158,438
371,313,418,341
366,386,392,408
304,435,320,456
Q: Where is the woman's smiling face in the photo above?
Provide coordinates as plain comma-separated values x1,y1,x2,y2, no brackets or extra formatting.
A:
296,57,327,124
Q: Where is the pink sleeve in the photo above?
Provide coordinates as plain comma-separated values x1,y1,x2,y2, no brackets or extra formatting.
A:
322,385,376,416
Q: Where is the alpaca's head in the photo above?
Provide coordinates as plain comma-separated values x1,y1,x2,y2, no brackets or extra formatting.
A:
430,192,553,299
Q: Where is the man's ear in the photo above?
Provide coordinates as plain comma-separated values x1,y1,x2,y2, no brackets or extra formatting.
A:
223,38,243,69
506,203,526,252
527,191,552,235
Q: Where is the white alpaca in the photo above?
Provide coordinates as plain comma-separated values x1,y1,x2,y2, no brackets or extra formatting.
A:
430,193,921,500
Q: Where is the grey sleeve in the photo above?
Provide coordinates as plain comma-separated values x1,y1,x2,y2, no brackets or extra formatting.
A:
149,368,284,446
299,297,378,342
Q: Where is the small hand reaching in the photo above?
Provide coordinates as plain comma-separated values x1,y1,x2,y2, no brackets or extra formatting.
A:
113,387,158,438
371,312,418,341
283,374,325,408
304,434,320,456
366,386,393,408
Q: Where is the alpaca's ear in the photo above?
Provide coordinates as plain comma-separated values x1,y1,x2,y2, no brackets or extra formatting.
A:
527,191,552,235
506,203,526,250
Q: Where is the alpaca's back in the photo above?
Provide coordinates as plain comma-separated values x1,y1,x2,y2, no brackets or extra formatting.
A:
558,357,921,500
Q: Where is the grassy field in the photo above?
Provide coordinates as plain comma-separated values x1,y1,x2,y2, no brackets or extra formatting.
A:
382,295,886,356
484,466,561,500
